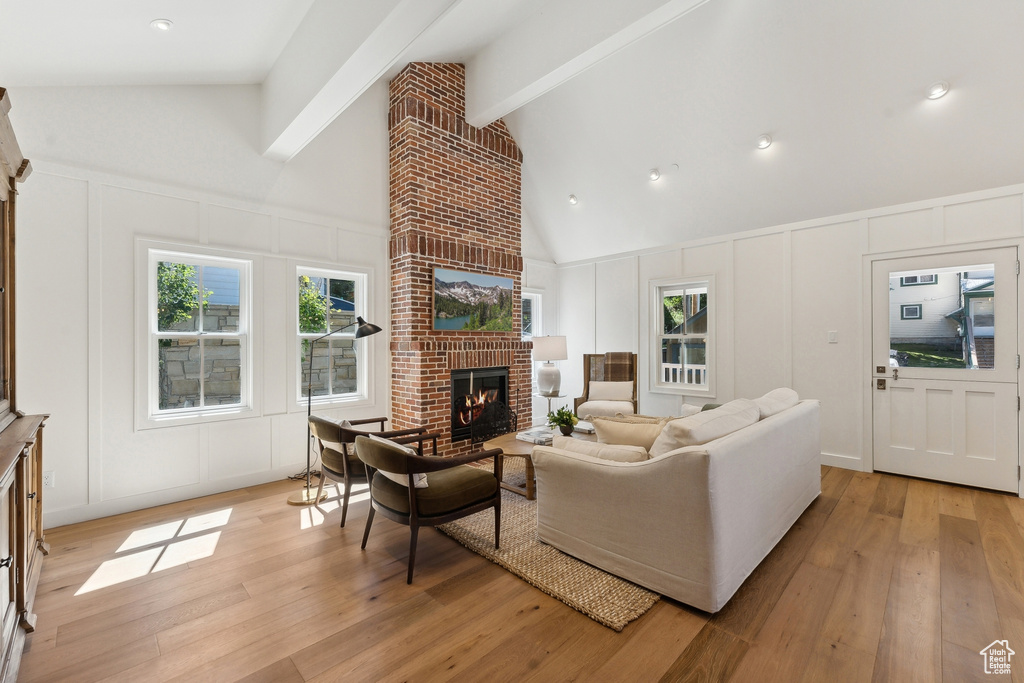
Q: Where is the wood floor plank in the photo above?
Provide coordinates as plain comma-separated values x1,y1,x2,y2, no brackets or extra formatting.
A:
805,472,882,571
19,470,1019,681
799,638,875,683
872,543,941,683
899,479,941,551
820,512,900,656
657,624,749,683
940,514,1003,679
19,634,161,683
235,657,305,683
727,561,843,683
869,474,909,519
971,490,1024,683
588,601,707,681
938,483,976,520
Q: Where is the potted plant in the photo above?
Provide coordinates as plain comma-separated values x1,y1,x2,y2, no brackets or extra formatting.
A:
547,406,579,436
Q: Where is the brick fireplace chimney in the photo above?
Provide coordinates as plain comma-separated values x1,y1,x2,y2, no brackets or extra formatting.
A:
388,63,531,455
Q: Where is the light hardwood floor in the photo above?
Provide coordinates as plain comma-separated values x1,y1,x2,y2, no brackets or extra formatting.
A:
19,466,1024,682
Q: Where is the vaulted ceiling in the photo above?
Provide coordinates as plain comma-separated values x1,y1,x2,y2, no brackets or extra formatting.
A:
2,0,1023,263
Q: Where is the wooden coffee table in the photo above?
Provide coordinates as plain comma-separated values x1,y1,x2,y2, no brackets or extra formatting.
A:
484,428,596,500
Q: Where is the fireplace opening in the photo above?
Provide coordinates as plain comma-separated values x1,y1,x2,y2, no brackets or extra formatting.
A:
450,367,515,442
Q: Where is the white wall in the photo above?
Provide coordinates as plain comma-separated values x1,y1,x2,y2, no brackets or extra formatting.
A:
556,184,1024,472
12,83,393,526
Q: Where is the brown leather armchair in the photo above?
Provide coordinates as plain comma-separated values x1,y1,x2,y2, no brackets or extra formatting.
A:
308,416,432,528
356,434,503,584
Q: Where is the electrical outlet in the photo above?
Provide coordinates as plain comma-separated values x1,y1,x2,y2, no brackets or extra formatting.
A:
42,471,54,489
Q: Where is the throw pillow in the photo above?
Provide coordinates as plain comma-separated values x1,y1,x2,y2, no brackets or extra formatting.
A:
588,381,634,401
754,388,799,419
368,434,428,488
552,436,649,462
648,398,760,457
592,416,667,451
607,413,666,424
678,404,702,418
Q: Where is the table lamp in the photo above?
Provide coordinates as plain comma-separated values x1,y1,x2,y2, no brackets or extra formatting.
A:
533,335,567,396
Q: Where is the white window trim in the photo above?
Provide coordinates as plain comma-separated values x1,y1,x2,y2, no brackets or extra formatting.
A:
522,289,542,341
649,275,716,398
135,240,259,430
293,263,376,410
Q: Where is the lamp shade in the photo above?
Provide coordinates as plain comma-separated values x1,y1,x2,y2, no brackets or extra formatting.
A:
533,335,567,362
353,316,382,338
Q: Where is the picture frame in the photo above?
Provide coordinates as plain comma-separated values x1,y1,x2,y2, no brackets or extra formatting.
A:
433,268,514,331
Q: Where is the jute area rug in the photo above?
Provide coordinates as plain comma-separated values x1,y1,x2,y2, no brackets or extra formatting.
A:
437,457,659,631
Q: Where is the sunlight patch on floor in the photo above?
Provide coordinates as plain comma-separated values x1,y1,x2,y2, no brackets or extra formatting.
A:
298,482,369,529
76,507,233,596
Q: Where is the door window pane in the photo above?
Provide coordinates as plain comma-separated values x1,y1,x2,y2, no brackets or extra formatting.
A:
889,264,993,369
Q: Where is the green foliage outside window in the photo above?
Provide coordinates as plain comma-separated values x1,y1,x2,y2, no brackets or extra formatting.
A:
157,261,211,331
298,275,329,334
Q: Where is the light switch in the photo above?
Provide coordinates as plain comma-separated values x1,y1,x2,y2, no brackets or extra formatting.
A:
827,330,838,344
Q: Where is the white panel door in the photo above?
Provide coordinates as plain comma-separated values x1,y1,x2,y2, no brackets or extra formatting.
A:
871,247,1019,492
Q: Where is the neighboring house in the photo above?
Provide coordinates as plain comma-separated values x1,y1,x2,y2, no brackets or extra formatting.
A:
945,275,995,368
888,272,960,347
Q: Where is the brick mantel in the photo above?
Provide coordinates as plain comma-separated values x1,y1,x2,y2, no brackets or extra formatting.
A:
388,63,529,455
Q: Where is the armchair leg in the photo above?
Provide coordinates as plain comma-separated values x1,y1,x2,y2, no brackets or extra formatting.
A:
340,471,352,528
407,525,419,584
494,499,501,549
314,474,325,509
360,507,375,550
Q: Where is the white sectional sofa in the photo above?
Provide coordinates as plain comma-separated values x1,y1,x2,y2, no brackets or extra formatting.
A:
531,396,821,613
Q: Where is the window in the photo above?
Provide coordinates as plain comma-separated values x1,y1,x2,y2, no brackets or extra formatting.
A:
900,304,922,320
149,250,251,417
900,274,937,286
522,291,541,340
652,277,712,394
298,267,369,402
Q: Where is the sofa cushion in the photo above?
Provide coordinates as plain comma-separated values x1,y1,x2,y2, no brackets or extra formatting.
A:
648,398,760,456
592,416,667,450
588,381,634,401
578,400,635,419
368,434,428,488
551,436,649,462
754,388,799,419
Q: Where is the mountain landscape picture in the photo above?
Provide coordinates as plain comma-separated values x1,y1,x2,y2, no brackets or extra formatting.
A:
433,268,514,331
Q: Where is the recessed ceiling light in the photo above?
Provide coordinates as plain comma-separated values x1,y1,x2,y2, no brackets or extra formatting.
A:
150,18,174,32
926,81,949,100
756,134,773,150
648,168,661,181
568,194,578,205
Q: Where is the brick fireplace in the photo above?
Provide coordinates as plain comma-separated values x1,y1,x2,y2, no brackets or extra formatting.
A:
388,62,531,456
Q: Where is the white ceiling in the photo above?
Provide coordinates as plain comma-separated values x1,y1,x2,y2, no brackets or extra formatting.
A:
2,0,1023,263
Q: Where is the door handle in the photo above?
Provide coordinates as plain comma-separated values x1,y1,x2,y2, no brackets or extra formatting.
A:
892,368,898,381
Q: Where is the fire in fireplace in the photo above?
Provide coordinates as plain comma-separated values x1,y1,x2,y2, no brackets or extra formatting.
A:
450,367,515,442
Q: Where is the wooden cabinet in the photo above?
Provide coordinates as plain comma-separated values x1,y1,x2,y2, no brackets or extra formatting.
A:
0,88,44,682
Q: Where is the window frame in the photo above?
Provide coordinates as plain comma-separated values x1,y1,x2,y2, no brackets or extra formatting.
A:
650,275,715,398
900,303,923,320
522,290,542,341
900,274,937,286
139,244,255,427
295,265,372,408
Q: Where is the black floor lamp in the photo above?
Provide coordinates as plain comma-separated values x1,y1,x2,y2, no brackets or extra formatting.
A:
287,315,382,506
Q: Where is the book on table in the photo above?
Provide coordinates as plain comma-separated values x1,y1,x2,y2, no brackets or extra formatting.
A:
573,420,595,434
515,427,554,445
